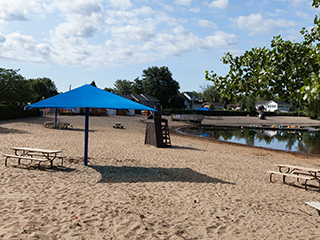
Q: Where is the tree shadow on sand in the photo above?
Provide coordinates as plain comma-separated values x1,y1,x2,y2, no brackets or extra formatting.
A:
1,116,53,125
0,126,28,134
89,165,235,185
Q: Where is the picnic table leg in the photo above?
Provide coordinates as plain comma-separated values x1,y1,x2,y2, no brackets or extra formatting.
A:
307,172,320,191
304,179,309,191
14,149,27,165
269,172,274,182
58,157,64,167
282,175,286,183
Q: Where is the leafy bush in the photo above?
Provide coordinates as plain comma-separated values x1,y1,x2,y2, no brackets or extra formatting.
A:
0,105,39,120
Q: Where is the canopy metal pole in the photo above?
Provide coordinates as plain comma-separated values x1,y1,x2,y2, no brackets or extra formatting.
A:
84,108,89,166
55,108,58,127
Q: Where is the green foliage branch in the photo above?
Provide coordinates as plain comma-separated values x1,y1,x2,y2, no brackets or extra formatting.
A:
206,0,320,118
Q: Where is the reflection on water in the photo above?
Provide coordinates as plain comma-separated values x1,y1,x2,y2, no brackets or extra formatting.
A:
180,127,320,155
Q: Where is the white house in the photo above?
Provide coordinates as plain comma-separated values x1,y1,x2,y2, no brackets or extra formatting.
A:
256,100,290,112
183,92,202,110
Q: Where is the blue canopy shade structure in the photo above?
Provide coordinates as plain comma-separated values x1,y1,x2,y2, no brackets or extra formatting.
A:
25,84,156,166
196,107,213,111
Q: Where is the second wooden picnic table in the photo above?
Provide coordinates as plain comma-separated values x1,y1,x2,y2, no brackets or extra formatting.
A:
268,164,320,191
4,147,63,168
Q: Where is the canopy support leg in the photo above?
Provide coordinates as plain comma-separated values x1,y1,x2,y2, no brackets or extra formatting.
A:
84,108,89,166
55,108,58,128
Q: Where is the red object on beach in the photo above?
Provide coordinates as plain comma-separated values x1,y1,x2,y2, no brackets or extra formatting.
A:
75,216,78,219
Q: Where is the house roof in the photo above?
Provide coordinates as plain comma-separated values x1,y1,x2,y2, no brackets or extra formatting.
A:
140,94,159,102
272,100,289,105
256,100,269,106
212,102,223,106
182,92,202,104
123,94,159,103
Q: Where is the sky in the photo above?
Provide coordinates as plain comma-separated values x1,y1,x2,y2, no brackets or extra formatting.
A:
0,0,318,93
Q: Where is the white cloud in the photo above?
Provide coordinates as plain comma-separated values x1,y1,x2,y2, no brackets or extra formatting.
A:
48,0,103,18
109,0,132,10
198,19,218,29
0,0,44,21
189,8,200,13
174,0,193,6
160,3,175,12
232,13,296,35
0,0,238,68
268,9,287,17
0,33,5,42
48,1,104,39
110,22,156,42
295,10,309,19
0,33,51,62
152,27,201,57
209,0,229,10
287,0,309,5
105,6,154,25
202,31,238,48
54,21,100,38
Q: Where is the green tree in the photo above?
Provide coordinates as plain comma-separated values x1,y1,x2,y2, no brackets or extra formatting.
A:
141,66,180,108
0,68,33,105
113,79,133,95
132,77,144,94
104,87,115,93
299,0,320,117
90,81,97,87
168,94,185,109
206,0,320,118
200,85,220,103
28,77,58,102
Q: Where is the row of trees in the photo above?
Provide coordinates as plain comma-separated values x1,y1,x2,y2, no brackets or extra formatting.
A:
0,66,184,109
206,0,320,118
0,68,58,106
105,66,184,109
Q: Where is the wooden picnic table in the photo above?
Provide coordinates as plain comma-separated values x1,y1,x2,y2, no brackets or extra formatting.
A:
268,164,320,191
4,147,63,168
44,121,73,129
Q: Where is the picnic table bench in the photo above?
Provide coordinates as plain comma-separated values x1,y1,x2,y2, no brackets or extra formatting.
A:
44,121,73,129
305,202,320,216
113,122,124,129
268,164,320,191
4,147,64,168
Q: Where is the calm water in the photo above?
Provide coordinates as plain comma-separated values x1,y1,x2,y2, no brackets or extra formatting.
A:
180,127,320,155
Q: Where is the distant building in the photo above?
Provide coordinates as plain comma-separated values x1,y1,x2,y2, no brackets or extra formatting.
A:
124,94,160,108
202,102,224,110
183,92,202,110
256,100,290,112
211,102,224,110
228,103,240,111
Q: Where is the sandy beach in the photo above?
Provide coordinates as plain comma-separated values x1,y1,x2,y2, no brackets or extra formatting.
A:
0,114,320,239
